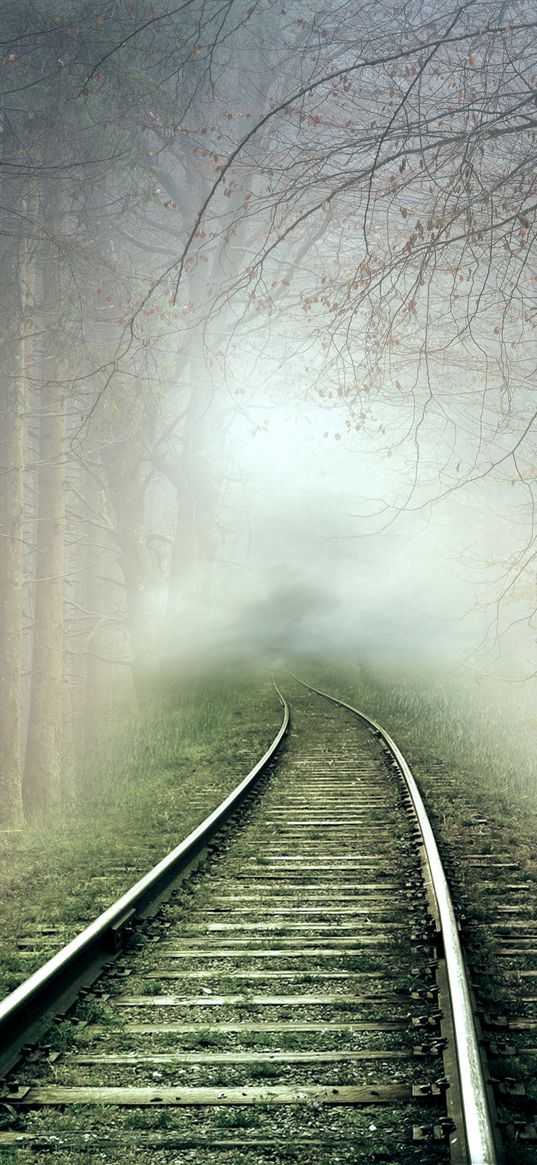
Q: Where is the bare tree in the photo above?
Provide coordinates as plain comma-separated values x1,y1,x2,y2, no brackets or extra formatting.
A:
123,0,537,651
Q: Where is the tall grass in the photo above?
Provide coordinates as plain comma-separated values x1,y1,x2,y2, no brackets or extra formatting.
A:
0,666,280,997
296,655,537,804
80,667,277,809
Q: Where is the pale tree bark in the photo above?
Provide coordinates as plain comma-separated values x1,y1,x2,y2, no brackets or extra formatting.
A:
0,181,37,830
79,468,119,749
100,438,153,701
23,244,67,822
0,390,25,830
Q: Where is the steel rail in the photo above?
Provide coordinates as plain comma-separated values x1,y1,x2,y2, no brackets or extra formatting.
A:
290,673,499,1165
0,680,289,1080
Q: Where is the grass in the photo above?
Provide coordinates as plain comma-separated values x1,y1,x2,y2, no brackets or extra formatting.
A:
290,656,537,894
295,655,537,803
123,1109,176,1130
0,666,282,1000
135,979,167,995
212,1108,262,1129
45,1023,79,1053
75,1000,122,1027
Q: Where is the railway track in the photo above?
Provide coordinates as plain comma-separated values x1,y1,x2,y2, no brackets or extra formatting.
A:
0,673,531,1164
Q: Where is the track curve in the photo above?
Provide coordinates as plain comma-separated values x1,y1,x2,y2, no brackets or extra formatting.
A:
0,675,504,1164
290,673,500,1165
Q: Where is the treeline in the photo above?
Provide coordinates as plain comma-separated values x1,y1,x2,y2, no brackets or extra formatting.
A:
0,0,317,827
1,0,536,827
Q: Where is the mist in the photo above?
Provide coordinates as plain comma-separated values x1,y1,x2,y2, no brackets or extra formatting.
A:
4,20,537,1165
1,0,536,830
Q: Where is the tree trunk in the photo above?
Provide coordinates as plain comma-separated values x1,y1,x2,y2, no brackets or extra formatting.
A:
0,399,26,830
79,469,118,752
23,248,67,822
0,181,36,829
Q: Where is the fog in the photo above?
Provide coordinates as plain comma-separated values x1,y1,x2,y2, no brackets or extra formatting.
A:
143,373,537,773
186,388,531,668
2,0,537,827
164,366,537,775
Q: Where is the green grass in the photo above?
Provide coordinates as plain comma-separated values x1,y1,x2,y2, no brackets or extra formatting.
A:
293,655,537,803
0,666,281,1000
45,1022,79,1053
135,978,167,995
123,1108,175,1130
212,1108,262,1129
76,1000,122,1026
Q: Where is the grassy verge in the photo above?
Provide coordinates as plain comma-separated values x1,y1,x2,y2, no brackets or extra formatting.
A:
292,654,537,885
291,658,537,1164
293,655,537,804
0,667,282,999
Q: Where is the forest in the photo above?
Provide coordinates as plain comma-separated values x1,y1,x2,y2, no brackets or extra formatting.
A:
1,0,537,833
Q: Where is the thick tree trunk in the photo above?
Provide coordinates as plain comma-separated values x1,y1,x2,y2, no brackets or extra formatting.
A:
23,251,66,822
0,402,26,830
0,182,36,830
